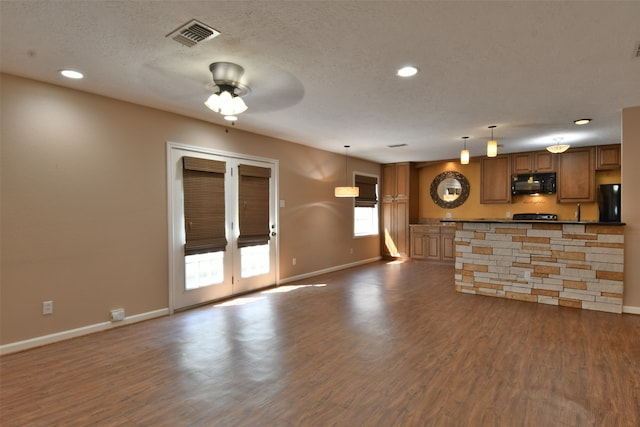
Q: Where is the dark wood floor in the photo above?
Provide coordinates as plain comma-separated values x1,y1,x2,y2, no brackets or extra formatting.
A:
2,260,639,426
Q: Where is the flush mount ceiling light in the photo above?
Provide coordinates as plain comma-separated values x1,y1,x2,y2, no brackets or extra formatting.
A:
205,62,250,117
487,125,498,157
546,137,570,154
460,136,470,165
397,66,419,77
59,69,83,79
334,145,359,198
574,118,592,125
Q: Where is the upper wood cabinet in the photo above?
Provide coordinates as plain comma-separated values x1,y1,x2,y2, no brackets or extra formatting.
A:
596,144,621,170
382,162,414,200
512,151,556,174
557,147,596,203
481,155,512,204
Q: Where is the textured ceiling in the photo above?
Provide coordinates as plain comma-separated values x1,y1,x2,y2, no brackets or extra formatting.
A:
1,1,639,163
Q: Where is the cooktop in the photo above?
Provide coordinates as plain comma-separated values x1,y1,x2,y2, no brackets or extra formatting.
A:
512,213,558,221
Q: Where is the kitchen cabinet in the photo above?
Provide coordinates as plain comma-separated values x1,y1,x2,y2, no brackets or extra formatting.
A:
381,162,418,258
410,225,455,263
480,155,512,204
512,151,556,174
557,147,596,203
596,144,621,170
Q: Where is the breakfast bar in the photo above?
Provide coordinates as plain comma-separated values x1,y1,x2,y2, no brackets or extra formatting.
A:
444,219,625,314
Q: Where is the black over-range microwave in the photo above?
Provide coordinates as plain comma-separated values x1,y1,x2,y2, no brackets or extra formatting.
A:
511,172,556,195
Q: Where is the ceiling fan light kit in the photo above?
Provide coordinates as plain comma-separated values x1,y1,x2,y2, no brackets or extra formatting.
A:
205,62,250,117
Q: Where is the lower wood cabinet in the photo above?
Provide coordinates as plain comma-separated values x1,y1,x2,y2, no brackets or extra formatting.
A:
410,225,455,263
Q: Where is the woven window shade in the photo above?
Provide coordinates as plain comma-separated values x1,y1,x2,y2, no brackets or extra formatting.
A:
183,156,227,255
355,175,378,208
237,164,271,248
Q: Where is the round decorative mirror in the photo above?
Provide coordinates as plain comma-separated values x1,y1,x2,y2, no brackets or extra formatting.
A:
430,171,470,209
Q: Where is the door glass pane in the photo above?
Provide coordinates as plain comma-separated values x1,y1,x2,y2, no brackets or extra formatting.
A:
185,251,224,290
240,244,270,278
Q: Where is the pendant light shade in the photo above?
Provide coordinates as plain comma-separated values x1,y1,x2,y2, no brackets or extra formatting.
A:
487,125,498,157
335,145,359,197
204,88,248,116
460,136,470,165
335,186,360,197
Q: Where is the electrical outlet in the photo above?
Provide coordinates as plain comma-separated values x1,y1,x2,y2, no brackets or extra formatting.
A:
349,248,354,254
42,301,53,315
524,271,531,280
292,258,297,266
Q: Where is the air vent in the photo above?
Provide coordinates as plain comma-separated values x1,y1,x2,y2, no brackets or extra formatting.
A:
388,143,408,148
167,19,220,47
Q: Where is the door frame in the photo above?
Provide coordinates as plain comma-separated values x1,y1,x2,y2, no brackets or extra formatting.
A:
166,141,279,313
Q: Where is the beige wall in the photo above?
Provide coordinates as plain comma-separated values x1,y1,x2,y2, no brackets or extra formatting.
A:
622,106,640,309
0,74,381,344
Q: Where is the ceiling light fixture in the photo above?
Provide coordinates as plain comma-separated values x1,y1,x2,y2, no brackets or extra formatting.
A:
487,125,498,157
205,62,250,117
397,66,419,77
334,145,359,198
574,118,592,125
60,69,83,79
460,136,470,165
546,137,570,154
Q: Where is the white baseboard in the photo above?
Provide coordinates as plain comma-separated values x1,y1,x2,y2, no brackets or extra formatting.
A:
0,308,169,356
623,305,640,315
279,256,381,285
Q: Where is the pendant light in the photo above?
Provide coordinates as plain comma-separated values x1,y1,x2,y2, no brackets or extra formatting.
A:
334,145,359,197
487,125,498,157
546,137,570,154
460,136,470,165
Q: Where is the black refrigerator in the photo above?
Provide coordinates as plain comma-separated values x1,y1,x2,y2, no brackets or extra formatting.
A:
598,184,621,222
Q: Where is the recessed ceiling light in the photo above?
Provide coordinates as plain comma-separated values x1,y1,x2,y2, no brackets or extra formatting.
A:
574,118,591,125
224,115,238,121
397,66,418,77
60,69,84,79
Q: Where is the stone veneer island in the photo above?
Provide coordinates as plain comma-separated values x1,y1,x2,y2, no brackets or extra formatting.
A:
446,220,625,314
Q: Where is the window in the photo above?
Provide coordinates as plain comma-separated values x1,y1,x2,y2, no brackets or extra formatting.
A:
354,174,379,237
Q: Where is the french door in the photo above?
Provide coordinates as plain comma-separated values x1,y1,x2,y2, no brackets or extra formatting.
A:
168,143,278,311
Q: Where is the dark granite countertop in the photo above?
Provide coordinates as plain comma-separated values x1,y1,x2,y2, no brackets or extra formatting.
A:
439,219,626,226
